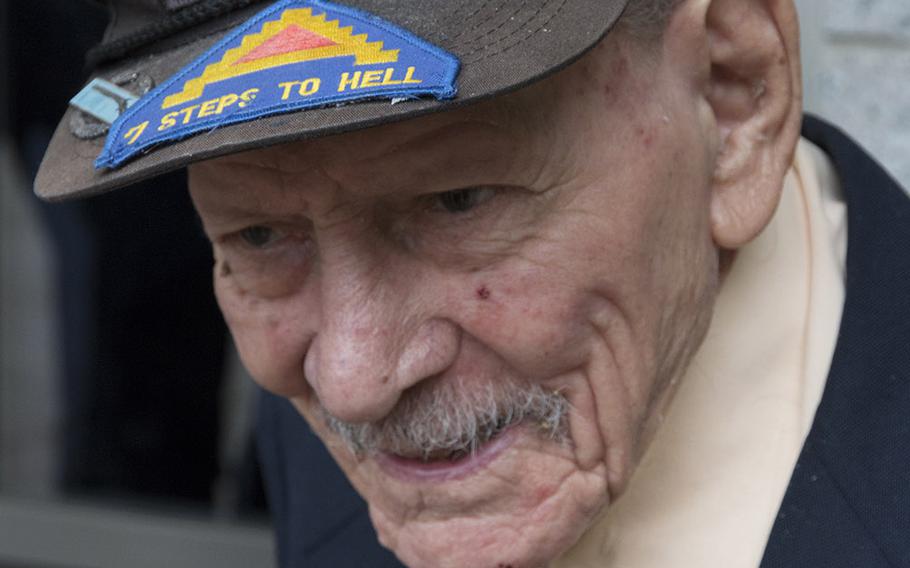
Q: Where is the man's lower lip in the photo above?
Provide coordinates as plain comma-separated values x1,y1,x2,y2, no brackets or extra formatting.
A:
374,426,519,483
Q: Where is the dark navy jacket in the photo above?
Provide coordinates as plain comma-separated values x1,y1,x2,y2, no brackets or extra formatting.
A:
257,116,910,567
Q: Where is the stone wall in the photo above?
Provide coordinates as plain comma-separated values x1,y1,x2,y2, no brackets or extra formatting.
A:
796,0,910,189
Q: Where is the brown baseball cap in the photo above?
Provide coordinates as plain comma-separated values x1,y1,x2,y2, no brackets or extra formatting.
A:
35,0,630,201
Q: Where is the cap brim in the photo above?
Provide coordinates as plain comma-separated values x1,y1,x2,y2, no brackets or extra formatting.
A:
36,0,629,201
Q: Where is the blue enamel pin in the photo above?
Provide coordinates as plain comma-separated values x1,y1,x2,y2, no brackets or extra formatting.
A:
95,0,459,169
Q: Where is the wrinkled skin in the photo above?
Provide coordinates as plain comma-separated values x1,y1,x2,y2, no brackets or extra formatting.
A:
189,1,801,565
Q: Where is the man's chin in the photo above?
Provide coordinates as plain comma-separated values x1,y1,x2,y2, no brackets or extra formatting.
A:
368,481,606,568
338,426,610,568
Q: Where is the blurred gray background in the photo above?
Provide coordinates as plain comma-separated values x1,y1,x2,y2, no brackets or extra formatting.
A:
798,0,910,186
1,1,908,567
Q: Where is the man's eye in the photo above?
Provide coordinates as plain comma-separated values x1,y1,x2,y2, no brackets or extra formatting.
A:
435,187,496,214
239,225,278,248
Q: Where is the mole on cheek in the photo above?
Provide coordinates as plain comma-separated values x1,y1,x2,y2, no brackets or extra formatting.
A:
636,126,654,149
476,285,491,300
219,261,232,277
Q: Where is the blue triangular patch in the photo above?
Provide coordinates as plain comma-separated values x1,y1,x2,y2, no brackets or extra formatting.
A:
95,0,459,169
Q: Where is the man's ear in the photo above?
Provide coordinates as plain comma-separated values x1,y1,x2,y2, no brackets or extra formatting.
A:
704,0,802,249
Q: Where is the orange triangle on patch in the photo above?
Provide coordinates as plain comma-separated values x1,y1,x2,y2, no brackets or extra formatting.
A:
236,24,338,64
161,7,400,109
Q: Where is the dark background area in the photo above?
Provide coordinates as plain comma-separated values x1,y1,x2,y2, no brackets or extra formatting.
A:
4,0,236,507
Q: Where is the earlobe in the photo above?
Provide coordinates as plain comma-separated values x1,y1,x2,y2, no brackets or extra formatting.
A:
704,0,802,249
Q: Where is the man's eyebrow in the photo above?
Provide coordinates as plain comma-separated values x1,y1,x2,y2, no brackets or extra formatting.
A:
194,203,316,238
191,169,314,224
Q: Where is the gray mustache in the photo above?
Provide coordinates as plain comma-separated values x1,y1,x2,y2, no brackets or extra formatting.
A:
321,379,570,462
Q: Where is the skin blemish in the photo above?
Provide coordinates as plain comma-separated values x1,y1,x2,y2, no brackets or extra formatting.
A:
219,260,232,277
476,285,491,300
534,484,556,503
637,126,654,148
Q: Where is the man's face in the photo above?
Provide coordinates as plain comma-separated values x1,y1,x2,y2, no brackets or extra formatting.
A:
190,28,721,568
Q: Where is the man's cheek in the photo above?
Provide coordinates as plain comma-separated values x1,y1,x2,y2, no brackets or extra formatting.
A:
460,273,594,380
458,274,635,475
215,280,314,398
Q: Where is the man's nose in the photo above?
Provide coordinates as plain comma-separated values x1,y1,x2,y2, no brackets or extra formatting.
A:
304,246,460,423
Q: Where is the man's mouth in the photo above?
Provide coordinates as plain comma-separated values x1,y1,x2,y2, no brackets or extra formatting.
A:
320,380,571,482
374,424,520,482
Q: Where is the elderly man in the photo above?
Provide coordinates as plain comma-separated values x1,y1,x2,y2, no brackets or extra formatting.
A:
36,0,909,566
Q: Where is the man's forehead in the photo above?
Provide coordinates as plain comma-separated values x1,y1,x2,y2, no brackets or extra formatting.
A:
193,117,536,206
